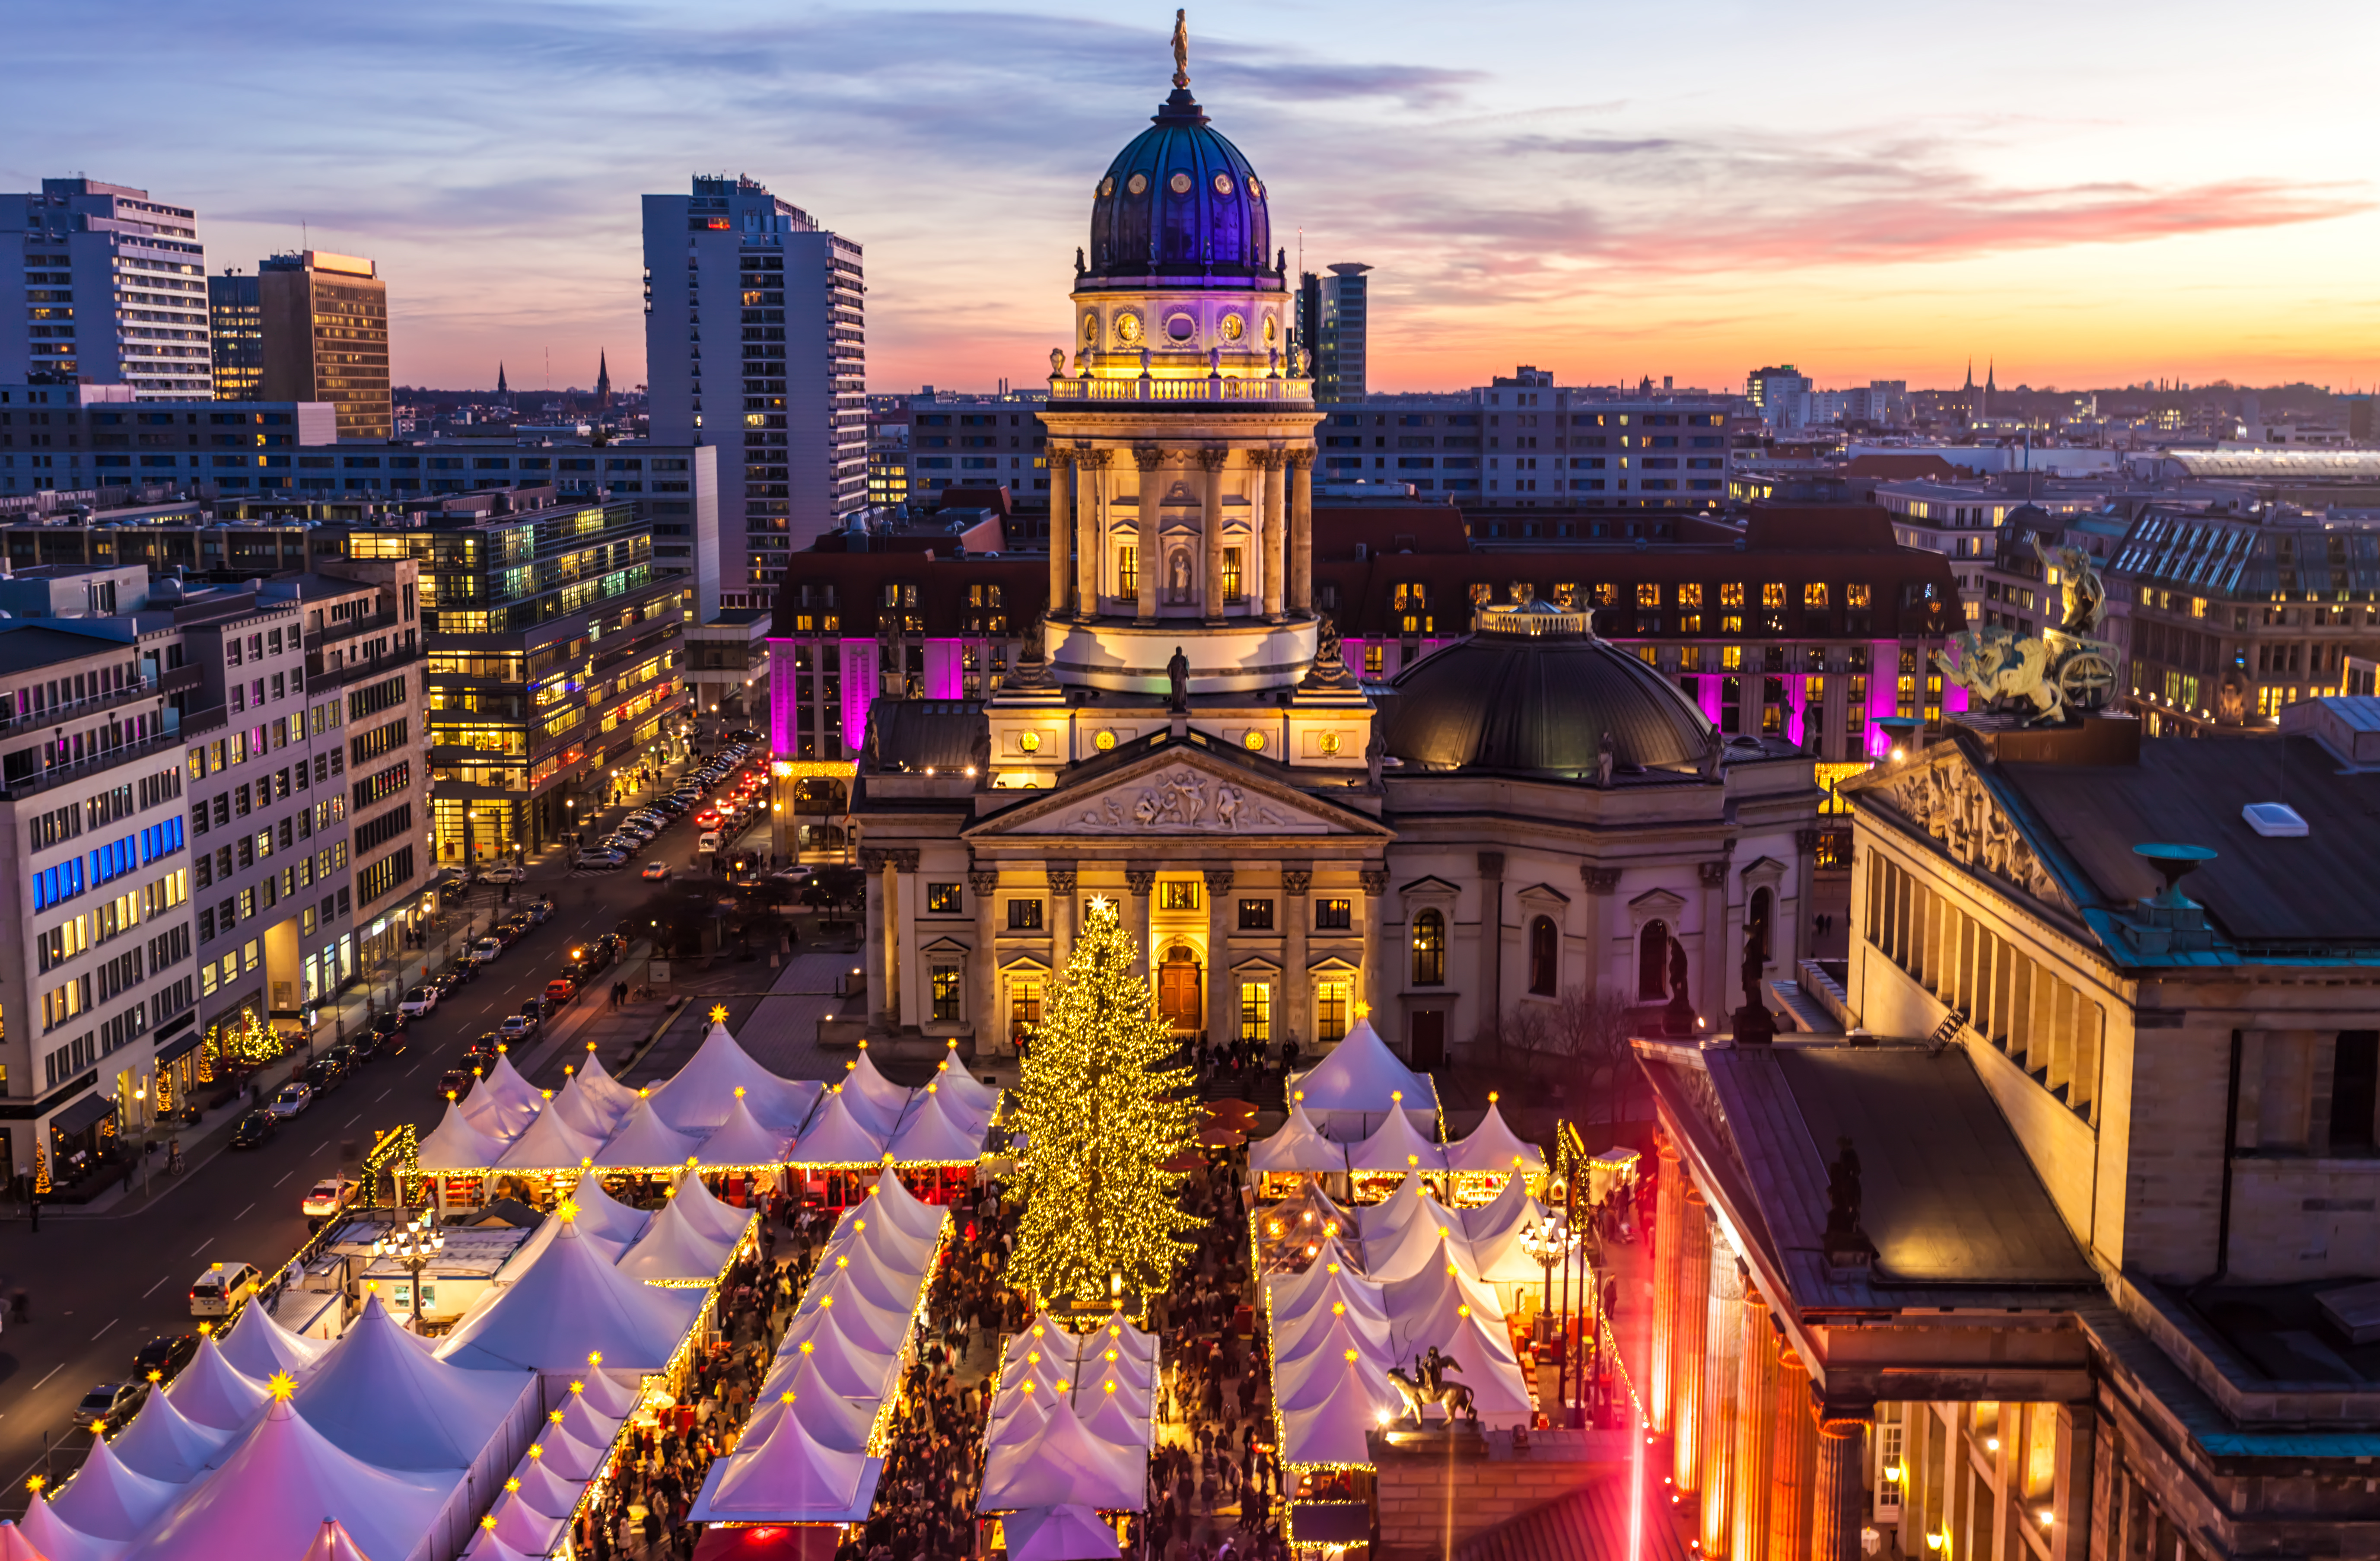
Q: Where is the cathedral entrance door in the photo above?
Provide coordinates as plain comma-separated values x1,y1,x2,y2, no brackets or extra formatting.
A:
1158,945,1203,1032
1409,1010,1445,1069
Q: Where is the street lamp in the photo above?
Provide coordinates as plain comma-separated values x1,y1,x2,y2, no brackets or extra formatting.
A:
1518,1214,1579,1352
372,1211,445,1332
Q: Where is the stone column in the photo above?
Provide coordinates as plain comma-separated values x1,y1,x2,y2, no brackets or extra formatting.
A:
1077,449,1109,616
860,847,890,1026
1359,866,1388,1024
1700,856,1732,1029
1701,1257,1745,1558
1650,1135,1684,1434
1124,865,1157,984
893,848,922,1030
1199,448,1230,623
1812,1402,1873,1561
2050,1404,2095,1561
1288,449,1314,614
1047,449,1075,618
1769,1350,1817,1561
1477,851,1506,1060
1673,1185,1712,1492
1581,865,1622,1002
1731,1287,1779,1561
1282,868,1311,1046
970,865,1001,1056
1048,862,1078,972
1793,828,1820,965
1257,449,1287,622
1133,445,1162,624
1204,868,1235,1052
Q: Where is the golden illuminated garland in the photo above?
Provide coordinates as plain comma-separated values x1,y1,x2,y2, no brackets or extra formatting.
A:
1004,898,1203,1308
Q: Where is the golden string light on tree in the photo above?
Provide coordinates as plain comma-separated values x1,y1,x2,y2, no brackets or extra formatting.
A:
1005,897,1203,1309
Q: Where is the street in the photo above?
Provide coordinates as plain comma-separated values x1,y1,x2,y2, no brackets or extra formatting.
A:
0,745,781,1517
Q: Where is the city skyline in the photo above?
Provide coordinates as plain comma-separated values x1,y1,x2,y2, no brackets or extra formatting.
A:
11,0,2376,397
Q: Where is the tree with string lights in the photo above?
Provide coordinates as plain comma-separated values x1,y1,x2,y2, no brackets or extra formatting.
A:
1005,896,1204,1309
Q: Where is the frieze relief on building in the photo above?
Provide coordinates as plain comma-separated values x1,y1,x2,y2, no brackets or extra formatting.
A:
1866,755,2077,915
1059,765,1324,834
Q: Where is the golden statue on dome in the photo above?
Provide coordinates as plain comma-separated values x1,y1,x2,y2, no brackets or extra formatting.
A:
1171,9,1190,89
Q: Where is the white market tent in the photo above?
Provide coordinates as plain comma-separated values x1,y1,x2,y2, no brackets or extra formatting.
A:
1443,1098,1546,1181
886,1086,992,1164
1458,1171,1546,1246
1380,1265,1534,1430
668,1167,760,1247
165,1336,270,1431
1362,1218,1477,1286
1346,1105,1449,1174
837,1050,914,1134
108,1379,233,1485
19,1496,126,1561
216,1292,332,1383
1273,1349,1403,1470
1355,1173,1460,1245
493,1101,603,1173
294,1518,376,1561
559,1170,653,1246
697,1094,796,1168
591,1096,703,1170
1287,1019,1436,1140
550,1068,624,1140
929,1057,1003,1117
978,1397,1145,1514
48,1435,180,1541
615,1194,738,1284
787,1087,897,1166
436,1217,704,1375
1002,1504,1123,1561
417,1101,512,1173
748,1354,886,1447
573,1047,641,1120
293,1296,538,1473
650,1023,822,1135
1247,1105,1349,1176
689,1410,878,1525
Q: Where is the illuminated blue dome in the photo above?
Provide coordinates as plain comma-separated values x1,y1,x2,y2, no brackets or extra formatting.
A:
1085,87,1276,286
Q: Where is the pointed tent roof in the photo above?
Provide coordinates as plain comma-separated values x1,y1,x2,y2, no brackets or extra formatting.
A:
907,1075,993,1135
1274,1287,1393,1363
689,1411,874,1524
294,1296,536,1471
482,1491,564,1556
293,1519,374,1561
452,1074,525,1143
697,1094,795,1168
592,1095,703,1169
568,1370,642,1421
479,1053,548,1132
435,1219,703,1374
1277,1350,1405,1469
1269,1258,1389,1337
48,1435,181,1541
1380,1281,1531,1429
1458,1170,1545,1245
828,1207,938,1280
504,1453,586,1521
16,1500,110,1561
797,1261,920,1354
1444,1099,1546,1179
0,1521,54,1561
616,1194,738,1284
550,1390,619,1452
1002,1504,1123,1561
559,1171,652,1246
515,1424,605,1483
1084,1318,1160,1366
493,1101,603,1172
166,1335,269,1431
930,1057,1003,1117
1346,1107,1448,1174
861,1166,948,1244
669,1167,757,1247
1247,1105,1349,1175
461,1530,538,1561
750,1357,888,1452
550,1069,620,1140
837,1049,914,1134
1078,1381,1153,1450
417,1100,509,1172
120,1398,452,1561
576,1047,640,1117
652,1023,821,1134
215,1296,331,1386
977,1397,1145,1514
1466,1204,1567,1287
1274,1314,1395,1408
1289,1017,1428,1120
768,1313,904,1405
1264,1239,1366,1316
1363,1222,1477,1286
886,1087,990,1164
1355,1173,1460,1243
787,1088,891,1166
493,1211,627,1283
108,1378,232,1485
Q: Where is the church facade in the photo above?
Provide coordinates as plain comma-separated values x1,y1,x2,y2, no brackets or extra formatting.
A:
811,54,1825,1067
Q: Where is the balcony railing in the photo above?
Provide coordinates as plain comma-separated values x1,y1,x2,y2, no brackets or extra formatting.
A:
0,717,194,801
1044,373,1315,406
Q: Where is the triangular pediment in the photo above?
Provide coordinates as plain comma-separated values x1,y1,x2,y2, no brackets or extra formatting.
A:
1840,745,2081,917
967,741,1394,843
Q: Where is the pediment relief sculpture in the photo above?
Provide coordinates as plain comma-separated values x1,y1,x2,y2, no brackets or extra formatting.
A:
1056,765,1331,835
1871,757,2075,914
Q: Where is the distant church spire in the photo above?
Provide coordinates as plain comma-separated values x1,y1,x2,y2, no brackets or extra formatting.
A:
496,361,509,397
1962,357,1973,392
595,350,612,410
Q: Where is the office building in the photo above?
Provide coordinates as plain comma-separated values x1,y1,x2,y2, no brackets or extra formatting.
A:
258,251,392,440
642,175,865,601
1746,363,1814,427
0,178,210,397
0,382,336,502
332,488,691,863
1296,261,1370,403
206,272,263,400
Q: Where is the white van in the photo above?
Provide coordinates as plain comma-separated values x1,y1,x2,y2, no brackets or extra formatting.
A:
189,1261,260,1318
697,831,721,854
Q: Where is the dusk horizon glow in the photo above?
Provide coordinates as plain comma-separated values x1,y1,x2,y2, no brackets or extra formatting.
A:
14,0,2376,398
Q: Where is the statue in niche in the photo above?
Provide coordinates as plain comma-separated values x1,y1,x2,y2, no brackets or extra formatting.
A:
1166,645,1190,713
1823,1135,1871,1264
1167,550,1192,604
1595,730,1615,788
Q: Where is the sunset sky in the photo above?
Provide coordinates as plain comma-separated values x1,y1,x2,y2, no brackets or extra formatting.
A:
16,0,2377,397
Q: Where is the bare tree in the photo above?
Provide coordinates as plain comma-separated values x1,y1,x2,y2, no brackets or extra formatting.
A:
1549,986,1642,1126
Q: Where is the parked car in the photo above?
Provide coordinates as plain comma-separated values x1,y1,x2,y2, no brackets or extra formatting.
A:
266,1081,314,1119
72,1382,143,1431
229,1109,279,1149
347,1028,385,1064
398,985,438,1018
322,1042,361,1074
131,1333,198,1386
697,832,722,854
437,1067,474,1100
574,848,626,870
641,861,670,882
301,1176,356,1220
471,936,504,962
527,897,555,925
497,1012,539,1043
433,968,472,996
299,1057,344,1096
371,1009,407,1042
468,1031,503,1062
478,864,527,885
188,1262,259,1319
544,977,579,1005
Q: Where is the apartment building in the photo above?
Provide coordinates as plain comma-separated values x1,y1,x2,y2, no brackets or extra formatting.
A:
1296,262,1371,403
0,178,210,398
642,174,865,596
0,381,337,497
0,567,201,1191
205,271,262,400
257,250,392,441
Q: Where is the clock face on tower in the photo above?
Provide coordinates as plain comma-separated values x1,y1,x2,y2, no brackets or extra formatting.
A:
1082,314,1098,347
1116,312,1143,345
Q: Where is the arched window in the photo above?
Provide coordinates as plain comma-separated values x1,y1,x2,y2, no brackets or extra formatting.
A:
1750,887,1773,962
1639,919,1670,1001
1411,909,1446,986
1528,916,1559,996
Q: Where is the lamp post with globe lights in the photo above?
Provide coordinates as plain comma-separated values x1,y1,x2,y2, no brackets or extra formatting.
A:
373,1211,445,1332
1519,1214,1581,1406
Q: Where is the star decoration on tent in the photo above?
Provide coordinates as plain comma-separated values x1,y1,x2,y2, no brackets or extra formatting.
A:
267,1370,298,1400
708,1004,730,1023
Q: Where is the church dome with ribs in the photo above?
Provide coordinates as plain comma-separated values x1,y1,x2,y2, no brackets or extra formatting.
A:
1085,85,1274,286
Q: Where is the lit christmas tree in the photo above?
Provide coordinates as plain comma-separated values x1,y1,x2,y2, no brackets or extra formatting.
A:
1005,897,1203,1308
